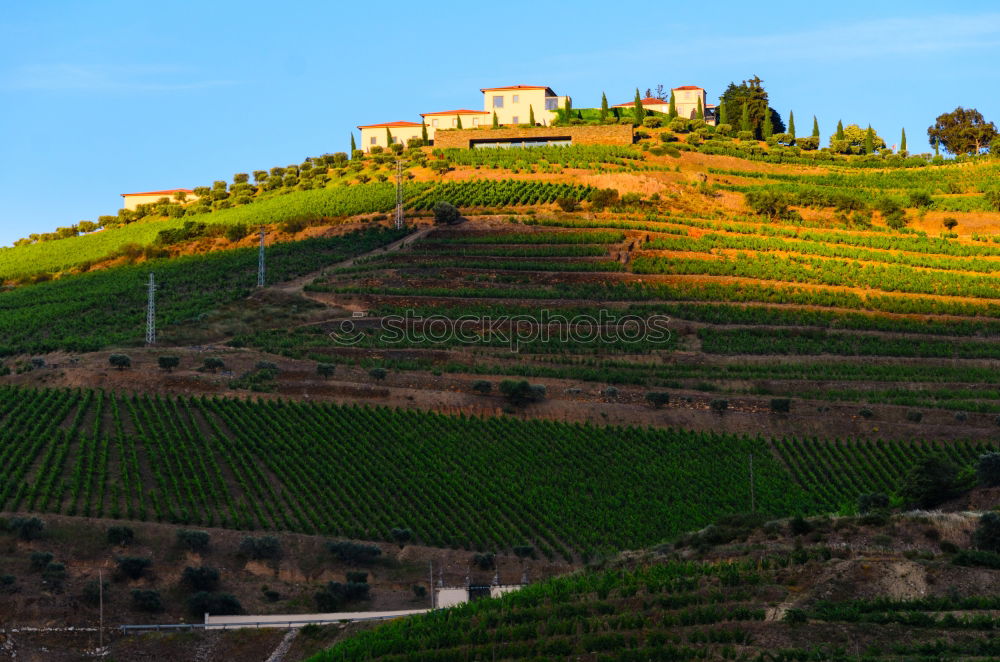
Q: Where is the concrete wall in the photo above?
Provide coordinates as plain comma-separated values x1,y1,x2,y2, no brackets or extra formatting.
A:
433,124,633,149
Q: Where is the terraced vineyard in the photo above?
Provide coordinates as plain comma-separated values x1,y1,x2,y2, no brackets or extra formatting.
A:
1,385,989,560
310,545,1000,661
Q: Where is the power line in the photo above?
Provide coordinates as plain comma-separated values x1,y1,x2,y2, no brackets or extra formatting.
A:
145,273,156,346
394,160,405,230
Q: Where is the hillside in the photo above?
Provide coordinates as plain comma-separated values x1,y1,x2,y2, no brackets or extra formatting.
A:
5,128,1000,658
308,508,1000,661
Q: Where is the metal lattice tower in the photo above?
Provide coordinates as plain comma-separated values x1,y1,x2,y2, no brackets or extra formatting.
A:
145,273,156,346
257,227,266,288
394,160,405,229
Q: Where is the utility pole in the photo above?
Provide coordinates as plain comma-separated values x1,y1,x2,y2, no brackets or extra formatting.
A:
749,452,756,513
145,273,156,346
429,561,435,609
394,160,405,230
257,227,266,288
98,569,104,649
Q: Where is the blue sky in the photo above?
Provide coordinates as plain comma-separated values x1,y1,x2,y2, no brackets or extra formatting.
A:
1,0,999,247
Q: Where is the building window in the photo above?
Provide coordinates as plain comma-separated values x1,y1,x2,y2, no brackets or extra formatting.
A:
452,118,458,127
512,116,519,124
370,136,377,145
545,98,558,111
493,96,504,108
512,94,519,103
472,118,479,126
431,119,438,127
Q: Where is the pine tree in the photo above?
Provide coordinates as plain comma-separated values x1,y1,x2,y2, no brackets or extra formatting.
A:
350,133,357,155
719,103,728,125
421,121,428,143
696,97,704,120
864,125,875,154
787,111,796,144
385,127,393,147
492,111,499,129
456,115,462,129
600,92,609,122
668,92,677,119
900,128,907,153
812,116,820,138
740,103,751,133
836,120,845,141
633,88,645,126
762,108,774,140
528,105,535,126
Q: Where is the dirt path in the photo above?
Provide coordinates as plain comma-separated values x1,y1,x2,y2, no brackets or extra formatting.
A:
272,224,434,296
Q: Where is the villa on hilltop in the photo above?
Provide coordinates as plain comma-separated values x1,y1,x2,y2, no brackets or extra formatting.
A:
121,188,197,211
358,82,713,152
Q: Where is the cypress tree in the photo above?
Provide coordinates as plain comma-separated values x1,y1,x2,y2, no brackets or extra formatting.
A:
492,111,499,128
864,125,874,154
740,103,751,133
762,108,774,140
787,110,796,144
350,133,357,155
696,97,704,120
633,89,645,126
812,116,820,138
600,92,609,122
934,137,940,156
719,103,728,125
668,92,677,119
900,128,907,153
456,115,462,129
385,127,393,147
528,105,535,126
836,120,845,141
421,121,428,143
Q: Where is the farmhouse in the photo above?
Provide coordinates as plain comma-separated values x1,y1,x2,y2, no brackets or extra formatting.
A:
120,188,196,211
357,121,425,153
420,109,491,140
480,85,571,127
612,87,716,125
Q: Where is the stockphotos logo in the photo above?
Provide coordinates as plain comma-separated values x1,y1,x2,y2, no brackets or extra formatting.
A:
329,310,671,352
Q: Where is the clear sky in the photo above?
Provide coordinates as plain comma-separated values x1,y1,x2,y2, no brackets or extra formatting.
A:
2,0,999,247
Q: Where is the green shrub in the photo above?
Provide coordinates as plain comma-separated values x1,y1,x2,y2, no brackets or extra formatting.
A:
9,517,44,541
30,551,54,570
645,392,670,409
390,528,412,548
433,201,461,225
589,188,620,210
117,557,151,580
710,399,728,412
974,512,1000,552
107,526,135,546
315,581,370,611
906,410,923,423
316,363,336,379
82,578,109,606
473,552,496,570
953,549,1000,568
239,536,281,560
108,354,131,370
472,380,492,394
857,493,890,514
188,591,242,616
201,357,225,373
327,540,382,564
368,367,387,381
177,529,210,553
182,566,221,592
900,455,964,509
770,398,791,413
499,380,546,406
784,608,808,624
131,589,164,612
554,196,578,212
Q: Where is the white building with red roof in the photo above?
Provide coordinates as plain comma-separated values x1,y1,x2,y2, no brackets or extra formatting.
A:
480,85,570,127
356,121,425,153
419,109,490,139
120,188,197,211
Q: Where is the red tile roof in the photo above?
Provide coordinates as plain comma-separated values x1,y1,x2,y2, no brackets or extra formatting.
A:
612,97,669,108
420,109,490,116
672,85,704,91
356,121,423,129
480,85,550,92
121,188,194,197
